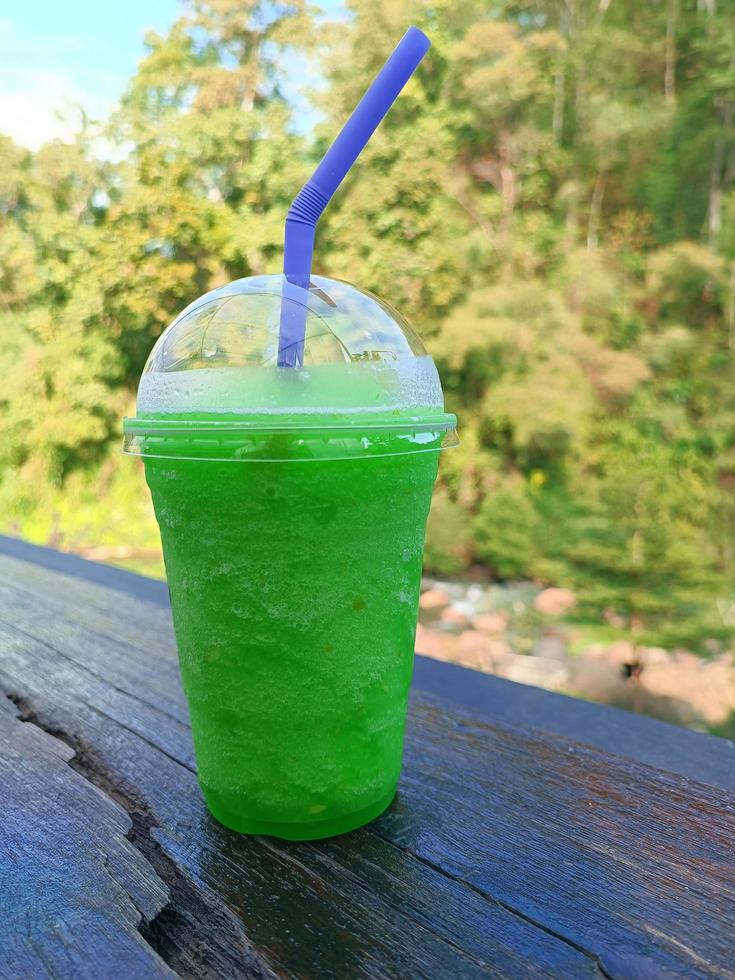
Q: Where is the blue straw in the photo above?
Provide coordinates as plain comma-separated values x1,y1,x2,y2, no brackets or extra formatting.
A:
277,26,431,367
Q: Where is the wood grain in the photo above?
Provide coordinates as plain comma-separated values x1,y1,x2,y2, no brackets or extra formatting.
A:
0,696,172,979
0,552,733,979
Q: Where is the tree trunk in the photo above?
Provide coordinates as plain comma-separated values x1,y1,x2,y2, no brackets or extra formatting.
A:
665,0,678,103
553,4,569,144
564,176,580,251
449,166,495,245
553,65,565,144
572,0,585,146
631,487,646,571
587,171,607,250
498,134,518,249
708,95,733,250
728,261,735,351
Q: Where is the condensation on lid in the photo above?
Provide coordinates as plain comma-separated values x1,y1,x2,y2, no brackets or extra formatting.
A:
136,275,445,415
124,275,459,459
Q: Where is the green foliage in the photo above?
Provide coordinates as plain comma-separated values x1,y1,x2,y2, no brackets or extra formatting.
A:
1,0,734,653
566,426,728,650
424,490,471,576
473,481,542,580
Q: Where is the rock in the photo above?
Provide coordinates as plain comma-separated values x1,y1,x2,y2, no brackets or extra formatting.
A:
637,646,671,667
489,640,512,665
419,589,450,610
442,582,470,603
487,637,513,662
579,644,606,661
602,607,628,629
440,606,470,627
532,588,577,617
580,642,637,668
603,641,636,667
452,601,478,620
631,690,702,728
455,631,491,671
531,634,567,662
673,649,700,670
414,623,458,663
473,611,508,636
466,584,486,605
567,659,628,703
639,656,735,726
456,632,513,672
496,654,569,691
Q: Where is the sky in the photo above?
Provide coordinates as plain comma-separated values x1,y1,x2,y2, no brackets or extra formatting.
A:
0,0,182,148
0,0,344,150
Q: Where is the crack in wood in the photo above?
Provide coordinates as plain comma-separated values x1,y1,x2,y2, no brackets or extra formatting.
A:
81,698,195,771
373,827,618,980
258,836,499,975
5,693,164,921
4,691,275,980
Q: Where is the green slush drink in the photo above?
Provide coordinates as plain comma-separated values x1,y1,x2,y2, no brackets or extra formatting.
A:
124,276,457,839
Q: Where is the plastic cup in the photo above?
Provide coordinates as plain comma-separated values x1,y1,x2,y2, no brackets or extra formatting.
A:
124,275,457,839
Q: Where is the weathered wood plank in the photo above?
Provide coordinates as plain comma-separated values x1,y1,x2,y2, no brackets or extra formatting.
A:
412,653,735,794
0,579,188,727
1,549,734,978
0,554,178,662
395,700,735,979
0,533,171,608
0,696,172,980
0,632,595,978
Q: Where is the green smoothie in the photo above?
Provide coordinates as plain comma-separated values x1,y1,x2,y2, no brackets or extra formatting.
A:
143,417,440,839
124,29,451,836
124,274,457,839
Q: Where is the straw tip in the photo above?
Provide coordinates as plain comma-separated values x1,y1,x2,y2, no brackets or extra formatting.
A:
405,25,431,53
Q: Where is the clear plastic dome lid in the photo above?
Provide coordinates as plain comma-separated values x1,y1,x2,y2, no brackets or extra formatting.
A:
123,275,458,462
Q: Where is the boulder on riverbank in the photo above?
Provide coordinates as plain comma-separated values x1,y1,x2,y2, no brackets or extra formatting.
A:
415,577,735,730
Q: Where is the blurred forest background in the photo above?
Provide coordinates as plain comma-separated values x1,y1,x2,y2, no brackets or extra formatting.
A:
1,0,734,722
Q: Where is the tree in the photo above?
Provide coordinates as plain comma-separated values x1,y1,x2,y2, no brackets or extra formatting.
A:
567,426,730,651
0,0,316,547
103,0,314,385
0,0,732,657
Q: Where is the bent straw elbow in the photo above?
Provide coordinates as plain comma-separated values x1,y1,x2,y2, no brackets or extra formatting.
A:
277,26,431,368
278,184,332,367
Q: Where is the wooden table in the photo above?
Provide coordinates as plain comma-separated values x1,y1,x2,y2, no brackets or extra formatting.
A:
1,535,733,980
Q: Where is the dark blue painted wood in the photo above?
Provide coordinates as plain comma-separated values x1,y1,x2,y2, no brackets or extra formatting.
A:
412,655,735,793
0,533,170,607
